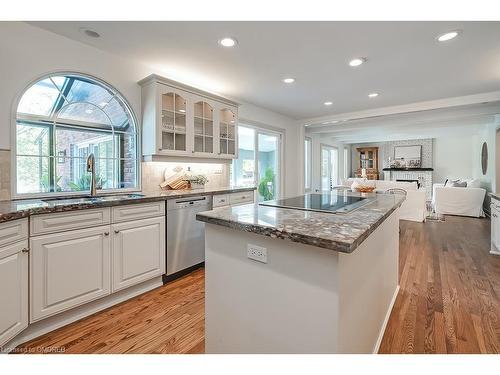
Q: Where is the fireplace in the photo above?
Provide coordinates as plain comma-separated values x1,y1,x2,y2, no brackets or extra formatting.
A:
396,179,420,188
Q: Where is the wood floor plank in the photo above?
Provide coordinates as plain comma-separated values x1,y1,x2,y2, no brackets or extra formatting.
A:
380,215,500,354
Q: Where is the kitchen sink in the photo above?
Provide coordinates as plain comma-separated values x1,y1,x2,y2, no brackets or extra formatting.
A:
42,194,145,205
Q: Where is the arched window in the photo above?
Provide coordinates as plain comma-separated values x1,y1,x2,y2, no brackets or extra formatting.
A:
15,73,138,196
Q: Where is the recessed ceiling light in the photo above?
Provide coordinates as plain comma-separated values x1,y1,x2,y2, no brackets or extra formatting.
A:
85,108,94,114
368,92,379,98
282,78,295,84
178,109,186,113
79,28,100,38
349,58,366,67
219,37,237,47
99,102,108,107
324,101,333,106
437,31,459,42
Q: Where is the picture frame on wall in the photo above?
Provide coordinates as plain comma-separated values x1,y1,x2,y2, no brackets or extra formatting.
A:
394,145,421,168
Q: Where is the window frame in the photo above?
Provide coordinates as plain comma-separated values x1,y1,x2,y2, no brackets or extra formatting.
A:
11,71,141,199
230,122,284,200
343,146,350,181
304,137,312,192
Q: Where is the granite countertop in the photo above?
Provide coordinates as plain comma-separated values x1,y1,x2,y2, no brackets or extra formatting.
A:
0,186,256,223
196,191,405,253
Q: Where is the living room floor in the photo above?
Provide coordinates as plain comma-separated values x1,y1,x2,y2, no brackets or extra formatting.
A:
15,216,500,354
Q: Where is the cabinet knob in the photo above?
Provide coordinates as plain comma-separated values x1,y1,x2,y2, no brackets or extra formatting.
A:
21,247,30,253
192,150,195,153
114,230,120,234
104,232,110,236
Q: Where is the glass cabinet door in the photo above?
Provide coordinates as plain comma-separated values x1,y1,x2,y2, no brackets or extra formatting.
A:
193,101,214,154
219,108,236,156
160,92,186,152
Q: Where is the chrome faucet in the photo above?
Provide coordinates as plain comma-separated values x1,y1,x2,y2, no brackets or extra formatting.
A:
86,153,97,196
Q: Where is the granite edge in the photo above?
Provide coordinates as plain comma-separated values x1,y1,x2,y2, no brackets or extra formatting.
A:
0,187,256,224
196,199,404,253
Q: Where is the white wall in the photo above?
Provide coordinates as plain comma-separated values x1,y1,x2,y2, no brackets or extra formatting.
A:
0,22,301,198
433,135,477,184
239,102,302,198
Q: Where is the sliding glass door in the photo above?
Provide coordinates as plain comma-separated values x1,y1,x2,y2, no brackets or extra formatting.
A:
320,145,338,191
232,125,281,202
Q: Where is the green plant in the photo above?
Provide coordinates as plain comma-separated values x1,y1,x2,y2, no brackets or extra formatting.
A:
41,175,62,192
68,174,107,191
258,167,275,201
183,174,209,185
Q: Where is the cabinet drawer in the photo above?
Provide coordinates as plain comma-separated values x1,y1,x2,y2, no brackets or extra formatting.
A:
112,201,165,223
229,191,254,206
30,208,111,236
0,219,28,247
213,194,230,208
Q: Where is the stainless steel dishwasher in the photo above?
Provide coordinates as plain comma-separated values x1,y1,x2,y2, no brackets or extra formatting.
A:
166,195,211,278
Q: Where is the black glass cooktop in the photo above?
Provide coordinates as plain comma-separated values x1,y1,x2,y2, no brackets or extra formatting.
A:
259,193,370,214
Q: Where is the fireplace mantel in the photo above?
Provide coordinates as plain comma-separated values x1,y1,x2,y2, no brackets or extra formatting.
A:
382,168,434,171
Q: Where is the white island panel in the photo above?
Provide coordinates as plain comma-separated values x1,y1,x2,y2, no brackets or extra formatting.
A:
204,208,399,354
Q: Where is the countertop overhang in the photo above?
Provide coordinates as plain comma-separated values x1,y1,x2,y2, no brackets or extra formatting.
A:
197,191,405,253
0,186,256,223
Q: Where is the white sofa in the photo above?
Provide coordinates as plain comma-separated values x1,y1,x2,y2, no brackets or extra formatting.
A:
432,183,486,217
340,178,427,222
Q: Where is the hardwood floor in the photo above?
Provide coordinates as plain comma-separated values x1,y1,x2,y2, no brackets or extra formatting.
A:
379,215,500,353
16,216,500,354
16,268,205,354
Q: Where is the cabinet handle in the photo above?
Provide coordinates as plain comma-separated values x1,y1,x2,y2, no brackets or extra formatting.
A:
21,247,29,253
104,232,110,236
114,230,120,234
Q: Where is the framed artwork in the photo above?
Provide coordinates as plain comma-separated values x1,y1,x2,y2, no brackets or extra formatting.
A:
394,145,421,168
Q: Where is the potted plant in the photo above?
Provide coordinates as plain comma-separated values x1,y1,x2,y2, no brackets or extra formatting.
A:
183,174,209,189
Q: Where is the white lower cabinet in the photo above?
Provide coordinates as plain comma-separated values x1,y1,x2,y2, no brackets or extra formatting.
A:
30,226,111,322
112,216,165,292
0,239,28,346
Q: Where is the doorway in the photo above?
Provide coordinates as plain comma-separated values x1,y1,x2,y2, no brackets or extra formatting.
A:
232,125,282,201
320,144,338,191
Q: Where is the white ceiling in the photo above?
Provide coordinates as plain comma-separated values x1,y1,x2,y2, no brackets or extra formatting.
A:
30,21,500,120
306,101,500,143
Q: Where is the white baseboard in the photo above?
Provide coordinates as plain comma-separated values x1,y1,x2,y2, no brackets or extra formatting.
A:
4,276,163,351
373,285,400,354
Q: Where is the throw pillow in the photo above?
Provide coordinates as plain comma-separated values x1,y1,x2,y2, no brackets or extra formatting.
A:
445,179,459,187
465,179,481,188
451,181,467,188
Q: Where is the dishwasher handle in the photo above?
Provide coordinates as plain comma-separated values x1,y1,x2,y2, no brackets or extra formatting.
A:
167,195,211,210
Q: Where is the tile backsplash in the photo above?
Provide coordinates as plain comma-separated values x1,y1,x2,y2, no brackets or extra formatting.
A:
0,150,11,201
141,161,230,192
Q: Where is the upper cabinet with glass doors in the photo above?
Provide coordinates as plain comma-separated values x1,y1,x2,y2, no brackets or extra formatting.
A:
139,74,239,160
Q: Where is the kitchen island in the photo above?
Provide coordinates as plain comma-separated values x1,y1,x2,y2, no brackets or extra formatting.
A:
197,190,405,354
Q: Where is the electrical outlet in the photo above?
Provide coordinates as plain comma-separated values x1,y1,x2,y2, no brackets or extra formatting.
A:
247,244,267,263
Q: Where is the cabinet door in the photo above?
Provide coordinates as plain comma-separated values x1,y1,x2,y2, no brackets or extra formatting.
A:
193,100,216,156
493,208,500,249
218,107,238,158
30,226,111,322
0,240,28,346
112,216,165,292
158,87,189,154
